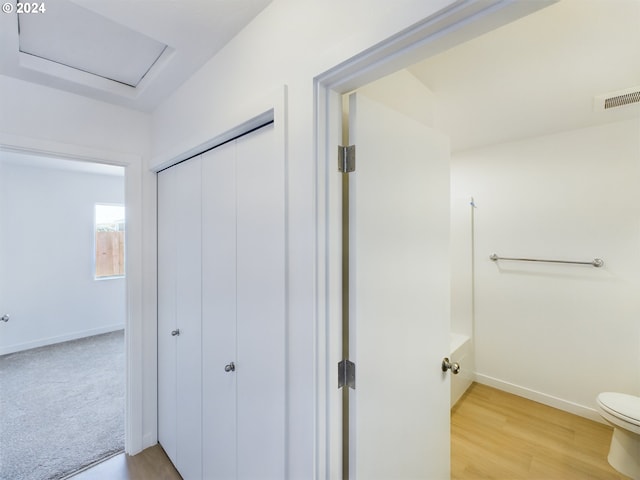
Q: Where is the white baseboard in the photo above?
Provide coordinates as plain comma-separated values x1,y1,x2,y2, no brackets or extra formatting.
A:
0,324,125,356
474,373,604,424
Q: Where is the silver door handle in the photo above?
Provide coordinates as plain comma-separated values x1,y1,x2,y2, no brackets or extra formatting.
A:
224,362,235,372
1,314,9,323
442,357,460,375
171,329,180,336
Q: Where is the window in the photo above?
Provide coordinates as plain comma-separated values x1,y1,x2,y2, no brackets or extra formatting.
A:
95,204,125,278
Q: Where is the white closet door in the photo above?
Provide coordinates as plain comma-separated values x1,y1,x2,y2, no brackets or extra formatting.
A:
158,157,203,480
157,164,179,466
160,123,285,480
202,141,238,479
174,157,203,480
236,124,286,480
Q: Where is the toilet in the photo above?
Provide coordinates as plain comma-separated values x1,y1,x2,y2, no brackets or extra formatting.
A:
596,392,640,479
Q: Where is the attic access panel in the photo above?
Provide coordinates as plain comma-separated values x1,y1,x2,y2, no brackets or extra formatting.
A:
17,0,167,87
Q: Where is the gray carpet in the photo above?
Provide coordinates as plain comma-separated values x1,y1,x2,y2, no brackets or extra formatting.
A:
0,331,125,480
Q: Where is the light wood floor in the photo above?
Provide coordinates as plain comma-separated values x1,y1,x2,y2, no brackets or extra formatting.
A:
68,445,181,480
70,382,628,480
452,382,629,479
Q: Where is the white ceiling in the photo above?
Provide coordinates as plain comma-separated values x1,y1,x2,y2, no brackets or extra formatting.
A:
0,0,272,112
407,0,640,152
0,0,637,150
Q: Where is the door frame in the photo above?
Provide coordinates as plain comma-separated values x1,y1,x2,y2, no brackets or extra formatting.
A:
0,133,146,454
313,1,556,477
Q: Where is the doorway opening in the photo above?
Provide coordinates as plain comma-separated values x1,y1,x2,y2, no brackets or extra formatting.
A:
0,152,127,479
316,0,639,478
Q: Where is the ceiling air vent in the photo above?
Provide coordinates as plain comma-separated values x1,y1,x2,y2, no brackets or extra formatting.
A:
594,86,640,111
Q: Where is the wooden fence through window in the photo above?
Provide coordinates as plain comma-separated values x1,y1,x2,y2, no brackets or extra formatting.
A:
96,231,125,277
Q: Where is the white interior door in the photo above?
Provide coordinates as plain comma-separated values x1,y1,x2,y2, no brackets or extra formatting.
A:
157,164,178,466
174,157,203,480
348,91,451,479
202,141,238,479
157,157,203,480
201,123,286,480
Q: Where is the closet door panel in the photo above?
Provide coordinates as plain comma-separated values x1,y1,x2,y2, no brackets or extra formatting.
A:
202,142,238,479
236,124,286,479
173,157,203,480
157,167,179,466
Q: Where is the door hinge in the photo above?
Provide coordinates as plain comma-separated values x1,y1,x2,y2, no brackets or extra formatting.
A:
338,359,356,389
338,145,356,173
